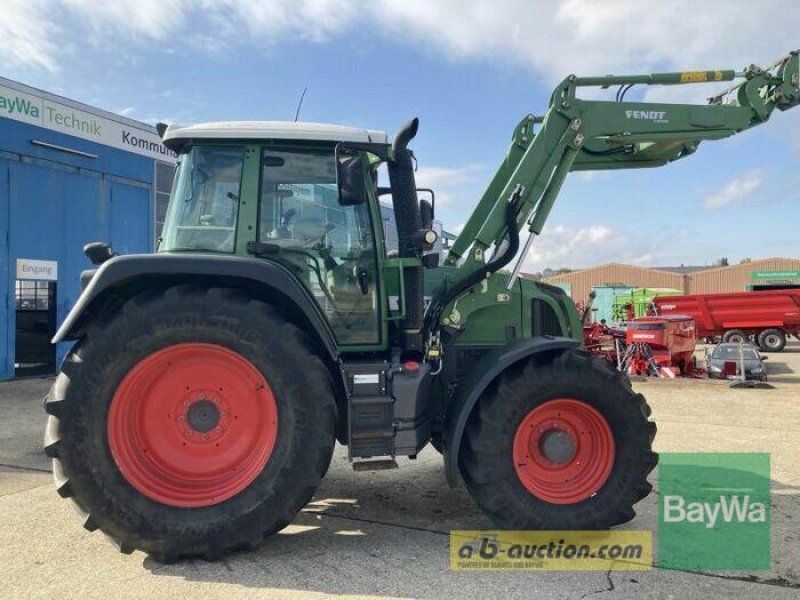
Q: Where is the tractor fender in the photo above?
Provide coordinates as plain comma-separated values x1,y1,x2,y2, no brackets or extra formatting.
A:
53,253,339,359
443,336,581,486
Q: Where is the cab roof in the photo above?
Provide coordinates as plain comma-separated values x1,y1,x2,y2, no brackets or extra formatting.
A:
162,120,388,150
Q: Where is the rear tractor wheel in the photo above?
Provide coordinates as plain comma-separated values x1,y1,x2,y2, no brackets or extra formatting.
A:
43,286,336,562
460,350,657,529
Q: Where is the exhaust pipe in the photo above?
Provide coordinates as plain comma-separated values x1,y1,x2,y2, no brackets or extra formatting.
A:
388,118,424,352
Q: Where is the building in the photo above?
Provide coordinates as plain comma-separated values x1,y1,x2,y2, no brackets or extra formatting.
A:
542,258,800,307
1,76,176,380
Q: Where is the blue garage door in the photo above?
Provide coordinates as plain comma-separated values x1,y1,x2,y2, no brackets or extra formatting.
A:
0,160,11,378
110,179,151,255
1,158,153,379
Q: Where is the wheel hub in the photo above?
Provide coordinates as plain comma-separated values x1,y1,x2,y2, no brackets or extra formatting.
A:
538,428,576,464
173,391,231,443
186,399,220,433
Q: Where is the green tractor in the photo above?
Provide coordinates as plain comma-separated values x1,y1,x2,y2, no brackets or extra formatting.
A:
44,52,798,561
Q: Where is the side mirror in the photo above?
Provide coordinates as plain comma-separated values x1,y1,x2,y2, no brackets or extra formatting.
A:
335,146,369,206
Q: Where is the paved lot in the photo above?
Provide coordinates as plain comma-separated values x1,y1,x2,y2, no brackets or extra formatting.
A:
1,343,799,599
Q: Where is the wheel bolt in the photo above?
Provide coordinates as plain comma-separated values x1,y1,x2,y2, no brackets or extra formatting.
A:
184,400,190,407
178,415,185,421
185,429,192,436
221,411,228,417
202,434,208,440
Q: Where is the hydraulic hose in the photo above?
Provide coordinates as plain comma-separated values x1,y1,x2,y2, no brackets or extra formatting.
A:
424,186,522,334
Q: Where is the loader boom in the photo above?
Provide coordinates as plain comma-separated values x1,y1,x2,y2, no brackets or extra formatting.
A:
444,51,799,293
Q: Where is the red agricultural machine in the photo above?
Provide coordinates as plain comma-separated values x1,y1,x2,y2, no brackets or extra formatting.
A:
584,315,698,378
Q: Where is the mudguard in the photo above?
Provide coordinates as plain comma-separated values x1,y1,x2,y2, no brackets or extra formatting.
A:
52,253,339,359
443,335,581,486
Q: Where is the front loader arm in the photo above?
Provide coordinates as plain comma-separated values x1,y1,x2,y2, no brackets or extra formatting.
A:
444,51,799,291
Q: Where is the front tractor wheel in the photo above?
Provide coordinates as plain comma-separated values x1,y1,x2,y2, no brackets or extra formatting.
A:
460,350,657,530
44,286,336,561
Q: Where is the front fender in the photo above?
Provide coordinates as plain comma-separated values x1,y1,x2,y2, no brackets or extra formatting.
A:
443,336,580,486
53,253,339,359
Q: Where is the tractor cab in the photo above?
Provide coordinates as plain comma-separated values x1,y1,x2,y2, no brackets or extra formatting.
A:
159,121,401,346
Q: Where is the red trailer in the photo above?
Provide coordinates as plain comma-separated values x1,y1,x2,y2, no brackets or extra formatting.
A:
654,289,800,352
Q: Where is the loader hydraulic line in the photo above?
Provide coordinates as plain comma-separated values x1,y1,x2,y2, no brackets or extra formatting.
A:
438,50,799,323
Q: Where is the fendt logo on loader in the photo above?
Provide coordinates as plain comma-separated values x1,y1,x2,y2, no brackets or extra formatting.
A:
625,110,668,124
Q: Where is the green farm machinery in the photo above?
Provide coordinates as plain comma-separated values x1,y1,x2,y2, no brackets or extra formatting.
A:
44,51,798,561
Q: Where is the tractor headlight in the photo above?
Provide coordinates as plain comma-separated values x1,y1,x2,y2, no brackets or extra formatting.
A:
708,365,722,373
751,366,764,373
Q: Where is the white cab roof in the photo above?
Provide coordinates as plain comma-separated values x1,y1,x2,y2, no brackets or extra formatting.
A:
163,121,388,147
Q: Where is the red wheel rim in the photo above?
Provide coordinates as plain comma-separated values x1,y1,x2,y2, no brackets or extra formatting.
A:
513,399,615,505
108,343,278,508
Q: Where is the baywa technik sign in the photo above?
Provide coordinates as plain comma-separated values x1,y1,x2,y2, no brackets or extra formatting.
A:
0,82,176,163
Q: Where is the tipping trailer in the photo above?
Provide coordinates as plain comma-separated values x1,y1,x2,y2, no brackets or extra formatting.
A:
654,289,800,352
43,51,798,561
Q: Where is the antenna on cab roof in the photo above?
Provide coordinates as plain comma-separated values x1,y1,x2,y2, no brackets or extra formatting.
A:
294,86,308,122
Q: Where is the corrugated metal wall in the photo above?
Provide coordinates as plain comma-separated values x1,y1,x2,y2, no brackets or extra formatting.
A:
542,258,800,303
688,258,800,293
543,263,685,303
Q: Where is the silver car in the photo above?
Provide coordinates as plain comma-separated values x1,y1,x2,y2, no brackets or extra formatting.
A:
706,343,768,381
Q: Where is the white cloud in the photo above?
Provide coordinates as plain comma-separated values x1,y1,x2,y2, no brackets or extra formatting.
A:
414,164,486,206
0,0,62,71
63,0,188,40
703,169,763,209
6,1,798,84
519,223,660,273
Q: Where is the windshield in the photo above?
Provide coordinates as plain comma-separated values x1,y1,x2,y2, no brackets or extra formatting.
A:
712,345,759,360
160,145,245,252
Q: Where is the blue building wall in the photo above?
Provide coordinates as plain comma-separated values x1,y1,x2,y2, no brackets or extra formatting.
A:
1,117,160,380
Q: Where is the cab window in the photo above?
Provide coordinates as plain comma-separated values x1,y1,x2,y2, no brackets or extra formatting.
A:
258,147,380,345
160,145,244,253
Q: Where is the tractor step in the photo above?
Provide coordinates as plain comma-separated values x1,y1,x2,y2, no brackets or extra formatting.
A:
352,459,398,472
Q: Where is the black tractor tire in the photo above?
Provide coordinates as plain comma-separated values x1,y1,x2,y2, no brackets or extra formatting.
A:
722,329,749,345
43,285,336,562
757,329,786,353
460,349,657,530
429,430,444,454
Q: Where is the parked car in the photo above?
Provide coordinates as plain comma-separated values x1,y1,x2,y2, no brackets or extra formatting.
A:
706,343,768,381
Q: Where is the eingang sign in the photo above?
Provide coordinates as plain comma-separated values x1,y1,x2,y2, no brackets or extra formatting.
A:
0,80,176,163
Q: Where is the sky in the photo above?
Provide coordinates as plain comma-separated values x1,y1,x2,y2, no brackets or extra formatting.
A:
2,0,798,272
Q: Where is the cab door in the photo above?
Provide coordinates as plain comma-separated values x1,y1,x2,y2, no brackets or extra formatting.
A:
257,146,382,347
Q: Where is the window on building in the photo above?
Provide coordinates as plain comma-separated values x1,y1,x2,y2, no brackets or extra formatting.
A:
15,281,51,311
155,161,176,247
